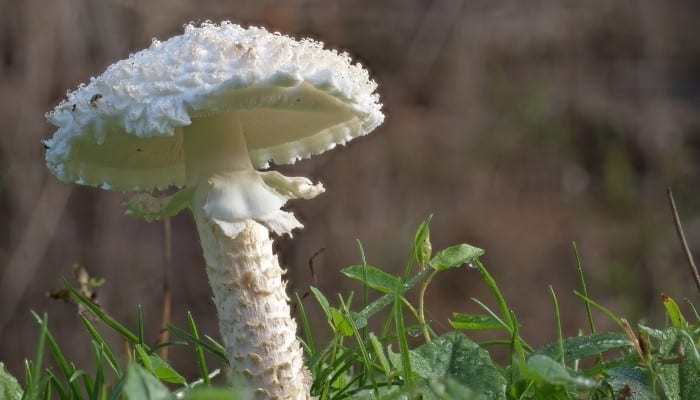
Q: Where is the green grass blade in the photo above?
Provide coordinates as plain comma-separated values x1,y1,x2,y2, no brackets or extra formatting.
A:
332,373,365,400
573,290,622,328
572,242,596,335
90,341,105,400
169,324,228,364
136,306,145,346
470,298,532,352
187,311,211,385
309,337,351,394
548,285,565,365
307,337,336,380
45,371,66,400
474,259,514,330
107,376,126,400
150,340,187,353
393,287,413,386
27,313,48,397
357,240,370,322
368,333,391,376
339,297,378,395
203,335,226,354
685,298,700,321
69,370,92,396
40,379,52,400
294,292,315,355
79,315,122,376
68,287,139,344
356,239,372,388
30,312,83,398
324,353,358,396
470,298,510,332
133,344,153,372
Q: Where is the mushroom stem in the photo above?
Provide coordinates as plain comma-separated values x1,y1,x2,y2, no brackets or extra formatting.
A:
182,113,320,398
191,212,312,399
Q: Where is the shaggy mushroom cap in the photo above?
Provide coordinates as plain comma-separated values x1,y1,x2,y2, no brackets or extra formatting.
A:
45,21,383,192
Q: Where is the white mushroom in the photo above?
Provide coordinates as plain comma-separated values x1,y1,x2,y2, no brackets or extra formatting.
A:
45,22,383,399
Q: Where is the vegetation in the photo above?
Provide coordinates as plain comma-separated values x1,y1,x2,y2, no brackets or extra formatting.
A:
1,214,699,399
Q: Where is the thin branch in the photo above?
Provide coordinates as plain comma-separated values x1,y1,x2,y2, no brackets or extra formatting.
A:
667,188,700,295
291,247,324,315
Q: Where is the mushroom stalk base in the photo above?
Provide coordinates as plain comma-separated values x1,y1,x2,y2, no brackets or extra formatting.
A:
192,212,312,400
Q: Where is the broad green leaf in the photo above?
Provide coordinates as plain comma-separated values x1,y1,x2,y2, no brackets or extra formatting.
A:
638,324,666,341
0,363,22,400
148,355,185,384
122,364,171,400
341,265,400,293
662,293,688,328
422,377,482,400
350,384,422,400
450,313,502,331
534,332,631,361
390,332,506,399
526,354,598,388
310,287,369,334
680,353,700,399
658,363,680,400
352,266,432,329
654,329,682,399
329,307,353,336
605,365,653,400
429,244,484,271
309,286,331,320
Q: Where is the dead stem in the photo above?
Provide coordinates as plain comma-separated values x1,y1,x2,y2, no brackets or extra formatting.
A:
667,188,700,296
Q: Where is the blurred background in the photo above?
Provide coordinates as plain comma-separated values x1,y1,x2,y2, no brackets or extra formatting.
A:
2,0,700,380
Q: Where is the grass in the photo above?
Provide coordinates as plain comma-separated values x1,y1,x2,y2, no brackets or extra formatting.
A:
2,215,700,399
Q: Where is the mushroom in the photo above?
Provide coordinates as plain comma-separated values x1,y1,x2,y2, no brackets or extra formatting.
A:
44,22,383,399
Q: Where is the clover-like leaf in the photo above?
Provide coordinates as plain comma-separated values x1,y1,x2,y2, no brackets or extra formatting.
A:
341,265,400,293
429,244,484,271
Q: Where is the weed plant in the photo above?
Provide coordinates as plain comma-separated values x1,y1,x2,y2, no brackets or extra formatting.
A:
1,215,699,399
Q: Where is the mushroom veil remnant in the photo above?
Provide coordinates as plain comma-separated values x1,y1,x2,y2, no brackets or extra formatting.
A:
45,22,383,399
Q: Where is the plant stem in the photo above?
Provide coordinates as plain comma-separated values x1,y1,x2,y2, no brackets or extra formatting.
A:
667,188,700,296
418,269,438,343
158,218,172,360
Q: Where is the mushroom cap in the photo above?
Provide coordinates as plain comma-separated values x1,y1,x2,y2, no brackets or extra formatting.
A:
45,21,384,191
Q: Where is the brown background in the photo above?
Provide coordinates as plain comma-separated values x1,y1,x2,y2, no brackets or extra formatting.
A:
2,0,700,381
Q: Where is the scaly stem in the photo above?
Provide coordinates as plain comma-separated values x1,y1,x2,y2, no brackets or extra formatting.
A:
192,212,312,399
182,112,321,398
